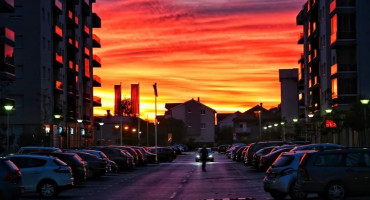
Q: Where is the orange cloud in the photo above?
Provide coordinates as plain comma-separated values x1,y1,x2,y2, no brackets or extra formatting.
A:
93,0,306,120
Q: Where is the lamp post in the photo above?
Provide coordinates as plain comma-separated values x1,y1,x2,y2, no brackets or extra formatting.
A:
325,109,333,143
258,110,262,140
280,121,286,141
308,113,314,142
361,99,369,146
54,114,62,147
77,119,83,147
4,105,13,153
99,122,104,145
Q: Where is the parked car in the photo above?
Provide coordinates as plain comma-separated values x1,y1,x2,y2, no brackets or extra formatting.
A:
90,147,130,171
110,146,140,165
64,151,107,178
195,148,214,162
244,141,287,166
264,150,316,200
78,149,110,172
18,146,62,154
7,154,73,197
131,146,149,165
0,157,23,200
235,146,248,162
148,147,176,162
251,146,276,169
34,152,87,182
217,144,230,153
231,145,246,161
290,143,343,152
259,146,296,171
297,148,370,200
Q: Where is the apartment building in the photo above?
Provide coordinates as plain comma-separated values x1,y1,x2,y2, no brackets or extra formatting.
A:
0,0,101,150
164,98,216,145
297,0,370,145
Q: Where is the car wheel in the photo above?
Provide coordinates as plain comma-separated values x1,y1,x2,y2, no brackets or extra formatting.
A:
325,182,346,200
38,181,58,197
168,156,173,162
289,181,307,200
269,191,287,200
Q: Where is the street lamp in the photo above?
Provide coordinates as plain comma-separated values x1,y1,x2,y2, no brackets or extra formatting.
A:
280,122,286,141
361,99,369,146
77,119,83,147
4,105,13,153
293,118,298,123
325,109,332,114
132,128,137,133
99,122,104,145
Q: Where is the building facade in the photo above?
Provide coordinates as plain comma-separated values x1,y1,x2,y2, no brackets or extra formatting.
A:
296,0,370,145
165,98,216,145
0,0,101,150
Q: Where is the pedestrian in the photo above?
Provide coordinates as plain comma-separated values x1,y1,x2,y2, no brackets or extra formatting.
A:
200,145,208,171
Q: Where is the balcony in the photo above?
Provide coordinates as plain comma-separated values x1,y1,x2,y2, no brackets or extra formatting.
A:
84,47,90,57
298,33,304,44
235,127,251,133
330,31,356,48
298,53,304,63
53,0,62,15
83,93,91,102
93,96,102,107
93,75,101,87
330,0,355,15
92,55,101,67
296,9,305,25
330,63,357,78
0,0,14,12
55,80,63,92
0,27,15,46
83,0,90,15
55,53,63,68
54,25,63,41
92,34,101,48
83,25,90,37
92,13,101,28
67,10,78,28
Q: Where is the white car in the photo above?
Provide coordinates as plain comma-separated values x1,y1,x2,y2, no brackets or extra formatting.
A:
7,154,74,197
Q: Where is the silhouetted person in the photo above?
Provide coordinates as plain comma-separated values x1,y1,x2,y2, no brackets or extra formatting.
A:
200,146,208,171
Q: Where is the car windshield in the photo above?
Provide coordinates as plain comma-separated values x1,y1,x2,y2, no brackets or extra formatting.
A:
272,155,294,167
197,148,211,153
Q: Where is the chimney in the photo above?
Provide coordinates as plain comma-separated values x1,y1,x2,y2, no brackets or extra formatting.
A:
197,97,200,102
107,110,111,117
260,103,263,107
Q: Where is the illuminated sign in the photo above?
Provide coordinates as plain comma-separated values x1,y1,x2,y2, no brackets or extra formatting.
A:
325,120,337,128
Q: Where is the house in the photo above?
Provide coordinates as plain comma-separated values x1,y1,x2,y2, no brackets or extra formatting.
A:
164,98,216,145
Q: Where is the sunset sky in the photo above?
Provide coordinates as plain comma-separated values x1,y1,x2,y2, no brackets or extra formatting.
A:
93,0,305,120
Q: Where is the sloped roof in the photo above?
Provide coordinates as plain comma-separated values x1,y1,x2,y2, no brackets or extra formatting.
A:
165,99,216,112
234,104,280,122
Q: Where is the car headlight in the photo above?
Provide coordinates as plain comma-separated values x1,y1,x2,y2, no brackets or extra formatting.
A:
196,155,200,158
208,155,213,158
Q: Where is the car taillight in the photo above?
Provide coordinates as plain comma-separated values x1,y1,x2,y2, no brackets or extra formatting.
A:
4,171,20,182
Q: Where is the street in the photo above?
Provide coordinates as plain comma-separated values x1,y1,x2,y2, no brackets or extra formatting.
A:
20,152,368,200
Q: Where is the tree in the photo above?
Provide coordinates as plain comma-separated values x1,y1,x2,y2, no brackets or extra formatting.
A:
121,98,132,116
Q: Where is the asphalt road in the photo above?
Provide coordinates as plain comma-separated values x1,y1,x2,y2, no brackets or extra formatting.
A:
20,152,369,200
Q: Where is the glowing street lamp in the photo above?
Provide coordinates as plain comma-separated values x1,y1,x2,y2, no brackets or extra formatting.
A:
4,105,13,152
293,118,298,123
132,128,137,133
325,109,332,114
308,113,314,118
274,123,278,127
115,125,120,129
361,99,369,146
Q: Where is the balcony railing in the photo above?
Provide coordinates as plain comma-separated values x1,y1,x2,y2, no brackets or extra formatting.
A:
92,34,101,47
0,27,15,43
331,31,356,45
93,75,101,87
298,33,304,44
54,25,63,40
330,0,356,14
55,80,63,91
84,25,90,36
92,13,101,28
54,0,62,12
84,47,90,56
93,55,101,67
55,53,63,65
331,63,357,76
93,96,102,107
235,127,251,133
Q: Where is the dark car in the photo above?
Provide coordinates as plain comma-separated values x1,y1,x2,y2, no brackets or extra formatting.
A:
297,148,370,200
259,146,296,171
148,147,176,162
131,146,149,165
65,151,106,179
244,141,287,166
235,146,248,162
231,145,246,161
47,152,87,182
0,158,23,200
90,147,129,171
251,146,275,169
217,145,230,153
110,146,139,166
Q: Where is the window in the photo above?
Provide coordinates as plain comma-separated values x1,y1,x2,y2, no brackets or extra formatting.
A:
314,154,343,166
345,153,361,167
188,123,192,128
239,123,243,128
200,109,205,115
187,109,192,114
201,123,206,129
4,44,14,65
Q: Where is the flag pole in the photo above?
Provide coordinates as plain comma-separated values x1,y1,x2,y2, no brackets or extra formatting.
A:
153,83,158,163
